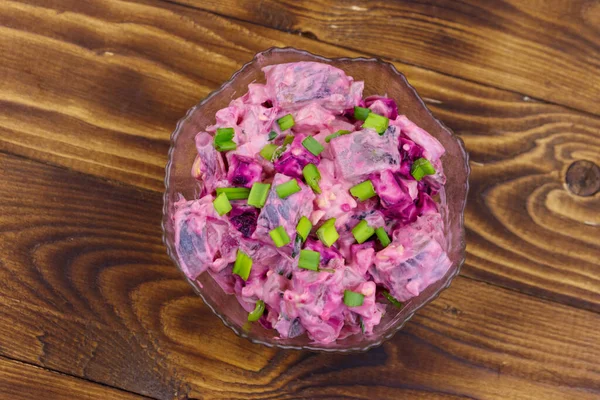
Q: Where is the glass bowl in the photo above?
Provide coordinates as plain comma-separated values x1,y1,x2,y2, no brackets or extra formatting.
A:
162,47,470,352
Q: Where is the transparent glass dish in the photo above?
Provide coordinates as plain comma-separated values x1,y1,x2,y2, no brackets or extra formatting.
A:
162,48,470,352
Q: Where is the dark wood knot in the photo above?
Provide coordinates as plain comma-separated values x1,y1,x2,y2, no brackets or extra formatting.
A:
565,160,600,197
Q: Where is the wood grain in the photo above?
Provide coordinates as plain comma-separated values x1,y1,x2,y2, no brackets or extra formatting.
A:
1,152,599,400
168,0,600,116
0,356,148,400
1,0,599,312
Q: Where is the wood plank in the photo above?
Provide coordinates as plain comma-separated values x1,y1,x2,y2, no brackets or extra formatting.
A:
0,356,149,400
1,0,599,310
167,0,600,116
0,153,599,400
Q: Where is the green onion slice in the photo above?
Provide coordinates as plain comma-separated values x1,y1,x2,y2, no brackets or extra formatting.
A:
233,250,252,281
316,218,339,247
352,220,375,244
302,136,324,156
325,130,351,143
298,249,320,271
215,187,250,200
214,127,237,151
277,114,295,131
411,158,436,181
382,291,403,308
215,127,234,141
269,226,291,247
260,144,278,161
375,227,391,248
354,106,371,121
302,163,321,194
248,300,265,322
349,180,376,201
268,131,277,141
247,183,270,208
272,144,288,161
214,140,237,152
213,192,232,216
362,113,389,134
296,216,312,242
283,135,295,145
275,179,301,199
343,290,365,307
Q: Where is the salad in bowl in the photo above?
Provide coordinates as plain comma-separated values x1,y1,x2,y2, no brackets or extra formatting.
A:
163,48,469,351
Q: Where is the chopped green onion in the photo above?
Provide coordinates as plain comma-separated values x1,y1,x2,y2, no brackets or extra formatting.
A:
214,127,237,151
298,249,320,271
269,226,291,247
247,183,270,208
352,220,375,244
382,291,403,308
233,250,252,281
302,164,321,194
283,135,295,145
214,140,237,152
215,127,234,140
316,218,339,247
359,318,365,333
260,144,278,161
354,106,371,121
268,131,277,141
272,144,288,161
375,227,391,248
325,130,351,143
350,180,376,201
411,158,436,181
343,290,364,307
213,192,232,216
296,216,312,242
362,113,389,134
277,114,295,131
248,300,265,322
276,179,301,199
302,136,324,156
215,187,250,200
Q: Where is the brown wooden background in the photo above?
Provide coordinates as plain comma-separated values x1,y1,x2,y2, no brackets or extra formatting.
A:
1,1,599,399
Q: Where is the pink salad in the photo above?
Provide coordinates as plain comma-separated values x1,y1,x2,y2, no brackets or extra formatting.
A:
173,61,452,344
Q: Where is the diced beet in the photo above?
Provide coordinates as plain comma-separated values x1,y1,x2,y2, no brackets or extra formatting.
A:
227,154,263,188
393,115,445,162
365,95,399,119
228,205,259,238
399,137,424,160
371,170,412,208
417,192,438,215
273,136,320,179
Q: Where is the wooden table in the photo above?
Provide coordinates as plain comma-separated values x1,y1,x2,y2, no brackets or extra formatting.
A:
1,1,599,399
